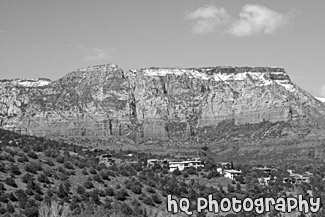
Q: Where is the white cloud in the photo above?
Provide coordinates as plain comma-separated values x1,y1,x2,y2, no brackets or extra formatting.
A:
186,5,231,34
79,45,111,61
227,4,292,37
186,4,295,36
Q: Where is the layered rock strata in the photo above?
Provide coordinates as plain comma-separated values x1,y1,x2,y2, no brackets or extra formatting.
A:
1,64,325,145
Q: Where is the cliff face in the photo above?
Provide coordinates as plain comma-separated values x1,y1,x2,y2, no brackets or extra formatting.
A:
1,64,325,151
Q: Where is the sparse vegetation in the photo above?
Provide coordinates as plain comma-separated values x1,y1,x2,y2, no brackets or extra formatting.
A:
1,128,325,217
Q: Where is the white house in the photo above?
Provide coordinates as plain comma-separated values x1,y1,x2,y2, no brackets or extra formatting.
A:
224,169,242,180
168,160,204,172
147,159,159,168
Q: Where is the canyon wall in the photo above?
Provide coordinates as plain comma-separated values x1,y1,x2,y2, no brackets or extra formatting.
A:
1,64,325,146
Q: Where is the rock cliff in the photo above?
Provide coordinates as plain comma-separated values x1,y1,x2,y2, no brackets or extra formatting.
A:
1,64,325,158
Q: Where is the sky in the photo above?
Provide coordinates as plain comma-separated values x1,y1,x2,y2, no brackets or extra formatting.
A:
0,0,325,96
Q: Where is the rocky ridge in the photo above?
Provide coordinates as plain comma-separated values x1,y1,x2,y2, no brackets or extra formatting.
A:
1,64,325,160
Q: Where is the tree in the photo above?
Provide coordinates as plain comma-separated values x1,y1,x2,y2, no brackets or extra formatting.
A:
83,180,94,189
27,151,38,159
37,172,50,183
116,189,128,201
76,185,86,195
57,183,68,199
22,173,35,183
90,190,100,204
10,163,21,175
131,184,142,195
6,203,15,214
5,177,17,188
152,194,162,204
105,187,114,196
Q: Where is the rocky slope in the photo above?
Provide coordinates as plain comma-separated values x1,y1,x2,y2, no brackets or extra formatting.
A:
1,64,325,160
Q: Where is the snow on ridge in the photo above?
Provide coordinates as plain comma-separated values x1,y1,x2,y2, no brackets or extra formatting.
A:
315,97,325,103
15,79,51,87
141,68,288,81
136,68,296,91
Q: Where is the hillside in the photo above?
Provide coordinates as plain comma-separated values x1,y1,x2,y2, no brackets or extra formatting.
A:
2,128,325,217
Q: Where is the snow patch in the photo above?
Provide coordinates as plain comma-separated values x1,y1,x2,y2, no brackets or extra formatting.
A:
315,97,325,103
16,79,51,87
132,68,294,91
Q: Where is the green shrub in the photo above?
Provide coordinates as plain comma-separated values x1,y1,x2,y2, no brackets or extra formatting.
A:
83,180,94,189
146,186,156,194
0,162,6,172
45,158,54,166
0,207,6,215
24,206,39,217
8,192,17,202
6,203,15,213
121,203,133,215
0,193,9,203
22,146,30,153
82,168,88,175
14,189,27,201
143,196,154,206
105,187,114,196
5,177,17,188
93,174,103,183
22,173,35,183
25,162,42,174
27,151,38,159
131,184,142,195
0,183,5,191
37,172,50,183
57,184,68,199
152,194,162,204
56,156,65,164
76,185,86,195
17,154,29,163
64,161,74,170
116,189,128,201
89,167,97,175
99,170,110,181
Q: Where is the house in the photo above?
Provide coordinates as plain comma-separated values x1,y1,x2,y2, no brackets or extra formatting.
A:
147,159,159,168
285,169,312,184
98,153,114,167
168,160,204,172
258,177,271,185
224,169,242,180
258,176,277,186
290,173,310,184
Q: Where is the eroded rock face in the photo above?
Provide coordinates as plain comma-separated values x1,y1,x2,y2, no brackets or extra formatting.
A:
1,64,325,145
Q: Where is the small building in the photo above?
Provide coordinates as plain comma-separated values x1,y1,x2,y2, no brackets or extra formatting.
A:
289,173,310,184
98,153,114,167
168,160,204,172
147,159,159,168
258,176,277,186
224,169,242,180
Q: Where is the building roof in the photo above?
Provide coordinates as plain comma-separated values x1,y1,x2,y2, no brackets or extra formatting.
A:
224,169,242,174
